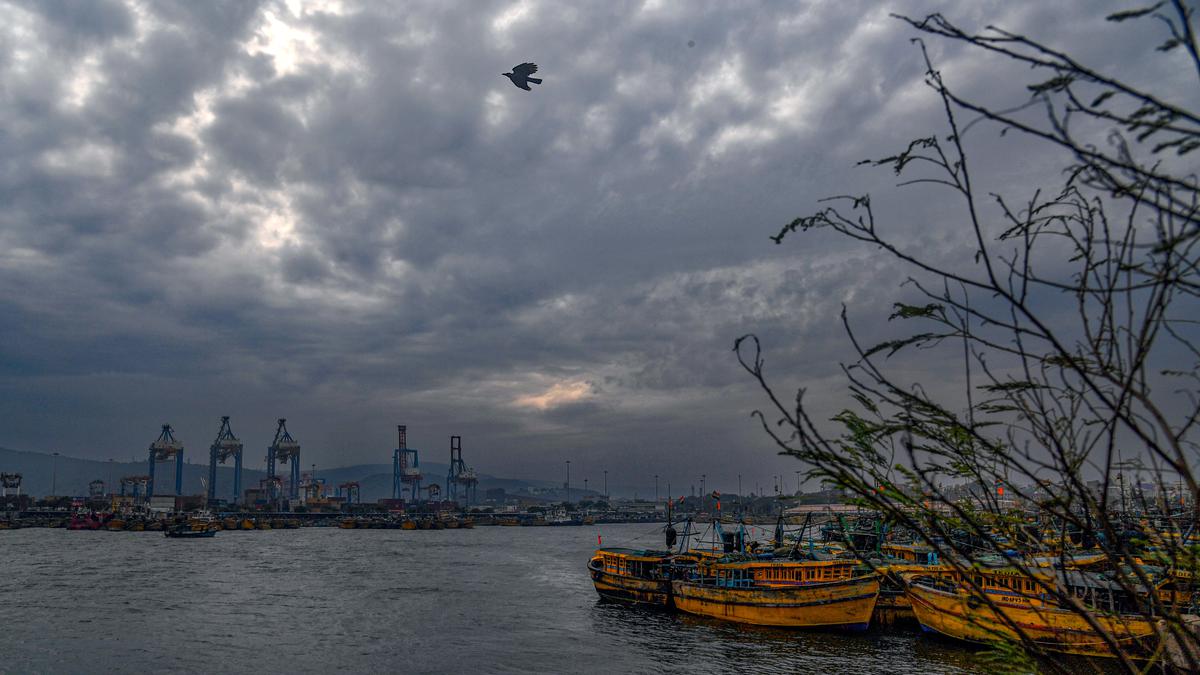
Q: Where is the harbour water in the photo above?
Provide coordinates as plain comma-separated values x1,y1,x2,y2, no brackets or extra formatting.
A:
0,524,983,674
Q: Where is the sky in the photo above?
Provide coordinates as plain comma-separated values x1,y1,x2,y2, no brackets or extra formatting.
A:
0,0,1188,495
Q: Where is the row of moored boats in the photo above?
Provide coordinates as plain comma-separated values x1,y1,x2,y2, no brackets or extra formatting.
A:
589,520,1199,661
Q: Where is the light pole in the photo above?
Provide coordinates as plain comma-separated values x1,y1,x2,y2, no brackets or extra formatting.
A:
738,474,742,497
654,474,658,503
565,460,571,504
603,470,608,501
700,474,706,495
795,471,801,495
108,458,114,496
584,478,588,495
51,452,60,496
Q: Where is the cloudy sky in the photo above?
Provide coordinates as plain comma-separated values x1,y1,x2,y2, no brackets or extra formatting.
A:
0,0,1183,494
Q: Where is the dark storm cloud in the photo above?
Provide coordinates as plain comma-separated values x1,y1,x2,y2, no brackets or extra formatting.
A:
0,0,1181,489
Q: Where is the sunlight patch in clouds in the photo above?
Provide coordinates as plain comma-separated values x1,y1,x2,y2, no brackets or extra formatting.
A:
515,380,592,411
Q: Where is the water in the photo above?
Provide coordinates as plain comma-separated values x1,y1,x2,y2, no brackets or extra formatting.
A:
0,524,984,674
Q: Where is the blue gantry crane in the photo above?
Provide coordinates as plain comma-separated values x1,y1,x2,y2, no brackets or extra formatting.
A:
337,481,360,505
147,424,184,500
207,416,244,505
392,425,423,502
119,475,150,500
267,418,301,500
446,435,478,506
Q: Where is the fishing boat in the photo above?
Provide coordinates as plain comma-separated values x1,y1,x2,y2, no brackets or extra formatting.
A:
339,518,357,529
589,548,680,607
401,519,418,530
672,558,881,629
67,513,102,530
164,521,217,538
903,565,1164,658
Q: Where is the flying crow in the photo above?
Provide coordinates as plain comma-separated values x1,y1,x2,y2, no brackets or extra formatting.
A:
503,62,542,91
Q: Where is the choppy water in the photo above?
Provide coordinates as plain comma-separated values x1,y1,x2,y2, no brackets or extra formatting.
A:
0,524,984,674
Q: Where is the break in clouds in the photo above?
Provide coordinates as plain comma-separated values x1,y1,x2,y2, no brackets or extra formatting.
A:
0,0,1180,489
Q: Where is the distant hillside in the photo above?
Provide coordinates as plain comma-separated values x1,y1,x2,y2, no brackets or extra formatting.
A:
0,446,561,502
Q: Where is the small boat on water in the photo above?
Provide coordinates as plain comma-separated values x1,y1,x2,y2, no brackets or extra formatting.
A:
902,565,1172,658
672,558,881,629
67,514,102,530
164,521,218,538
589,548,682,607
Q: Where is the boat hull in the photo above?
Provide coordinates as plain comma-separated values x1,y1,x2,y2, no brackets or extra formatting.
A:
672,575,880,629
589,566,673,607
164,527,217,538
906,581,1157,658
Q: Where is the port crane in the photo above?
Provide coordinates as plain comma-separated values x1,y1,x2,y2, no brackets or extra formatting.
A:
300,472,325,502
0,472,20,512
337,481,360,505
119,475,150,500
0,472,21,498
146,424,184,500
259,476,283,506
446,436,478,506
267,419,301,500
392,425,423,502
207,416,244,505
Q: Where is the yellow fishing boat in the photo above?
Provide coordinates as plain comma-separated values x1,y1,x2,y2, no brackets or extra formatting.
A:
401,519,418,530
904,567,1162,658
672,559,880,628
589,548,678,607
240,518,255,530
339,518,357,529
105,518,126,531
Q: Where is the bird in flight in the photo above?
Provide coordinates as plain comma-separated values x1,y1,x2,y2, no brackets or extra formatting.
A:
503,62,542,91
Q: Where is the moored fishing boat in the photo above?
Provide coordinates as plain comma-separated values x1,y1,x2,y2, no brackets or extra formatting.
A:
672,559,881,629
588,548,680,607
902,566,1165,658
164,521,218,538
67,513,102,530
